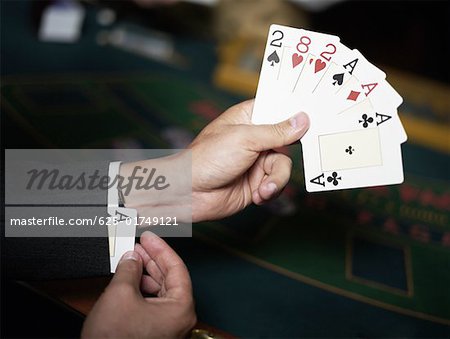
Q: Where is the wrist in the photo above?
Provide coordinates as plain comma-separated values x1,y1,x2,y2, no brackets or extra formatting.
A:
118,151,192,223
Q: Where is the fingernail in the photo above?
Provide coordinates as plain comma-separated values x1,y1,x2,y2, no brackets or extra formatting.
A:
289,112,309,132
265,182,278,195
141,231,156,238
121,251,139,262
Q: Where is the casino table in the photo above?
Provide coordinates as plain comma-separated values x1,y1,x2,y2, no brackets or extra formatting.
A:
2,2,450,337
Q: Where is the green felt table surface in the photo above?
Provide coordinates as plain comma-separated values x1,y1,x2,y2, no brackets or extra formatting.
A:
2,2,449,337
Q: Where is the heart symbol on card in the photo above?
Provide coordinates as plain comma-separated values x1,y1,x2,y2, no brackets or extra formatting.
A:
314,59,326,73
292,53,303,68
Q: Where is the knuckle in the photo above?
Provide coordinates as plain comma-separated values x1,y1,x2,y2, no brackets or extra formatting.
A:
231,125,248,143
232,125,246,139
285,156,293,172
270,124,288,143
121,261,140,275
110,282,135,298
271,152,292,173
235,126,258,150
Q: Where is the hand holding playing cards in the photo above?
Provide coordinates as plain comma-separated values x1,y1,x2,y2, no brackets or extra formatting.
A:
189,99,309,221
82,232,196,339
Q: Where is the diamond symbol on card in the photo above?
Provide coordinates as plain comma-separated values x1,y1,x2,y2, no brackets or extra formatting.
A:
347,90,361,101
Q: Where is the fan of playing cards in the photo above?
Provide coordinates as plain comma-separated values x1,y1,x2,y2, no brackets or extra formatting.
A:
252,24,407,192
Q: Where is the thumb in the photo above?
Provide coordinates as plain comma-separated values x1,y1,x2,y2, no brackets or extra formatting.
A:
246,112,309,151
110,251,143,292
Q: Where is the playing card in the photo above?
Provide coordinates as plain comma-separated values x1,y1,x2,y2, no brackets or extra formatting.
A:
301,79,405,192
252,24,406,192
302,126,404,192
253,25,303,125
290,30,341,98
337,80,407,143
252,24,340,124
108,207,137,273
325,49,386,115
310,42,352,97
306,79,405,141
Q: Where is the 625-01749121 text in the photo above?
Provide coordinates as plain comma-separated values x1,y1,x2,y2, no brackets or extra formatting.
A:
8,216,179,227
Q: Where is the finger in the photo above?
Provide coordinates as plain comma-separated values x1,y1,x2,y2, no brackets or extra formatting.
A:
135,243,164,285
162,263,193,300
258,152,292,201
134,243,151,263
140,274,161,295
247,152,269,205
244,112,309,152
136,243,163,294
109,251,143,294
139,232,185,275
139,231,193,300
146,259,164,285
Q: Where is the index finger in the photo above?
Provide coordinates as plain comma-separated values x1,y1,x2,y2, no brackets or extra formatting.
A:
138,231,193,300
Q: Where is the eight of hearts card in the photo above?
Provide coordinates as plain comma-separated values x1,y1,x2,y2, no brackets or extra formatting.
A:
252,24,407,192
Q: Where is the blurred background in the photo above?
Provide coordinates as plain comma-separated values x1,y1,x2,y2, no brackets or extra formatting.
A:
1,0,449,337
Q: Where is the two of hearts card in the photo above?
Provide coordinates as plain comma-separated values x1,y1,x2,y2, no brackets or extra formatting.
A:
252,24,407,192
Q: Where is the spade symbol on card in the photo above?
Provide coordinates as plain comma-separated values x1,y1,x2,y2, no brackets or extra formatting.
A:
327,172,341,186
332,73,344,86
267,51,280,66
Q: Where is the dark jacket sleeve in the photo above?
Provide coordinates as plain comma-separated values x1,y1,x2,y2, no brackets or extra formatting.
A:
3,160,111,280
2,237,110,280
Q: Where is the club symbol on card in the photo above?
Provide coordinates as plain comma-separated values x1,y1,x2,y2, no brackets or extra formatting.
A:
327,172,341,186
359,114,374,128
314,59,326,73
332,73,344,86
292,53,303,68
347,90,361,101
345,146,355,155
267,51,280,66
